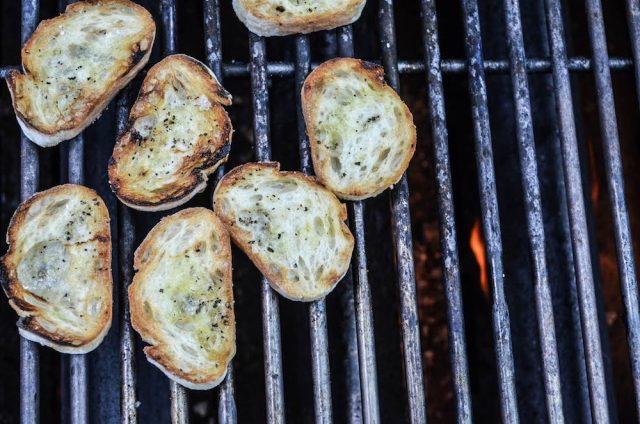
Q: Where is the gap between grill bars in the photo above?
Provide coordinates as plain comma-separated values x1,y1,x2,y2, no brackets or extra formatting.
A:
9,0,640,423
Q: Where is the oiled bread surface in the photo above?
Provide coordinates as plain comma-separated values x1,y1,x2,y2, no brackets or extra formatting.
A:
129,208,235,390
1,184,112,354
6,0,155,147
302,58,416,200
233,0,366,36
213,162,354,301
109,54,233,211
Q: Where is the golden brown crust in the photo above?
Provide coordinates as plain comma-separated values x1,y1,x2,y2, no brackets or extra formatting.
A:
213,162,353,301
129,208,235,389
302,58,417,200
1,184,112,352
233,0,366,36
109,54,233,211
5,0,155,146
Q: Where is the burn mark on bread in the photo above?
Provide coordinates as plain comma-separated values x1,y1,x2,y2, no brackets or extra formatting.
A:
130,47,148,66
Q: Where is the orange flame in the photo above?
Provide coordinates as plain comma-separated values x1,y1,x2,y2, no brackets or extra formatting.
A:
470,219,489,298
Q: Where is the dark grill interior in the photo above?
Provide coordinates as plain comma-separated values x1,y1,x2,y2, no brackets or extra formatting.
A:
1,0,640,423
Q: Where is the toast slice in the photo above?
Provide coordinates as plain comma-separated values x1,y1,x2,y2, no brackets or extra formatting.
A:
129,208,235,390
213,162,354,301
232,0,366,36
0,184,112,354
109,54,233,212
302,58,416,200
5,0,155,147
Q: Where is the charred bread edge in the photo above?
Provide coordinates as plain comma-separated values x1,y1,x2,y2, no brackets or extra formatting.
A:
5,0,156,147
145,351,232,390
0,184,113,353
302,58,417,201
212,161,354,302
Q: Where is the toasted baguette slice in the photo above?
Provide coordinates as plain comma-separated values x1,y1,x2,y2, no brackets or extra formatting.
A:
302,58,417,200
109,54,233,212
5,0,155,147
213,162,354,301
0,185,112,354
232,0,366,36
129,208,235,390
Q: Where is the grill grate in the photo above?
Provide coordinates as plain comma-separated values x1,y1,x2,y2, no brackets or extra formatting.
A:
4,0,640,423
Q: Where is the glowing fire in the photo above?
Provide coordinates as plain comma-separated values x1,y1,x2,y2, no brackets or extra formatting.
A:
470,219,490,298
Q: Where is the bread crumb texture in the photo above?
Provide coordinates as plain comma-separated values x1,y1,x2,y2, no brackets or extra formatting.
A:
303,58,416,200
232,0,366,36
129,208,235,389
109,54,233,210
6,0,155,138
214,162,354,301
1,184,112,352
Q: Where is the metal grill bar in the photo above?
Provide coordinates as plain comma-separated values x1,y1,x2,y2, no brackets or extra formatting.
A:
459,0,519,422
543,0,610,422
586,0,640,417
117,88,137,424
19,1,40,423
69,354,88,424
170,381,189,423
293,34,334,424
625,0,640,106
202,1,237,422
326,29,365,423
160,0,176,55
501,0,564,422
158,2,190,421
337,25,381,424
378,1,427,422
218,57,634,78
1,56,635,82
419,0,472,422
64,2,88,421
249,33,286,423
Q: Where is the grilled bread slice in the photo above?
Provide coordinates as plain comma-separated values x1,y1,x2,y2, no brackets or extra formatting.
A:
302,58,416,200
232,0,366,36
129,208,235,390
0,184,112,354
5,0,155,147
109,54,233,212
213,162,354,301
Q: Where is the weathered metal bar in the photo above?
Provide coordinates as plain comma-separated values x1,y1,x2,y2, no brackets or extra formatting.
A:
293,34,334,424
117,88,138,424
543,0,611,422
19,1,40,423
249,33,286,424
1,57,635,82
337,25,381,424
419,0,473,422
170,382,189,423
379,1,427,422
459,0,519,421
159,1,189,422
586,0,640,418
66,1,88,422
502,0,564,421
215,57,634,78
202,2,237,422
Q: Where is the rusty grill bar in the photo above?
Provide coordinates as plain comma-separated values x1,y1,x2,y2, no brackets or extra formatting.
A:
8,0,640,423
